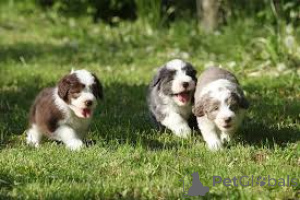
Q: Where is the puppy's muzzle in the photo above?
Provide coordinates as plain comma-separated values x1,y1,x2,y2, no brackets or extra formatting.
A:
84,100,93,107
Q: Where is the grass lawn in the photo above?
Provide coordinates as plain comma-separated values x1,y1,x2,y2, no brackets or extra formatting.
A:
0,3,300,200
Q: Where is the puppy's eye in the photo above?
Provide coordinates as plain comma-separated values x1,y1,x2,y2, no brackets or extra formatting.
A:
72,92,81,98
213,106,219,111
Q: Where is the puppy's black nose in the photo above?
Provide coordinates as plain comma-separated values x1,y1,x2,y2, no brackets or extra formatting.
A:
224,117,232,123
85,100,93,107
182,82,189,88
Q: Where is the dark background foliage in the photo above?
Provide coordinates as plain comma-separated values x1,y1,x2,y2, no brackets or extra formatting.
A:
34,0,300,26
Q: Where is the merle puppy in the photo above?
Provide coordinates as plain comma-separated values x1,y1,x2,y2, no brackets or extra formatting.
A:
147,59,197,138
193,67,249,151
26,69,103,151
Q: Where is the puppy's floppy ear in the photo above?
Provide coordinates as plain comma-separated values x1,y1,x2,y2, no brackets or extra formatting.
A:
237,88,249,109
193,99,205,117
58,75,72,102
192,105,204,117
239,94,249,109
193,93,210,117
151,66,167,90
92,74,104,100
185,62,198,82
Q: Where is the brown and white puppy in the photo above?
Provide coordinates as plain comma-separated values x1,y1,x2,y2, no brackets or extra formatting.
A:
193,67,249,151
26,69,103,150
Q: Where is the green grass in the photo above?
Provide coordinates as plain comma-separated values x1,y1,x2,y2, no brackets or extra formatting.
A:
1,2,300,200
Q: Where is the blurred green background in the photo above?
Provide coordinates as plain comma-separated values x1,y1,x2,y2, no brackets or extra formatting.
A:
1,0,300,70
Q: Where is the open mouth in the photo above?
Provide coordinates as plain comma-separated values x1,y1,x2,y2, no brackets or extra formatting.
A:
172,91,191,104
223,124,232,129
82,108,92,118
70,105,93,119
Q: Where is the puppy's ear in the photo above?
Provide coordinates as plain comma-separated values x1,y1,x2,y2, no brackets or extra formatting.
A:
151,67,167,90
193,93,210,117
92,74,104,100
186,63,198,82
58,75,72,102
193,100,205,117
239,94,249,109
237,88,249,109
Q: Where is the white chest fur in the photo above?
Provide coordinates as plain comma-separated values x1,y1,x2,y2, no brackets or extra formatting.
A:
63,113,91,137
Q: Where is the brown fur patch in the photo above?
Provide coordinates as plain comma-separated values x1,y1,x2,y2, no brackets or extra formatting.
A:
58,73,84,104
194,92,224,120
193,93,220,118
29,88,64,134
205,98,221,120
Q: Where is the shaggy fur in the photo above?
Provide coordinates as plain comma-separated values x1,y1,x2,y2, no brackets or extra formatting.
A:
193,67,249,150
26,69,103,150
147,59,197,138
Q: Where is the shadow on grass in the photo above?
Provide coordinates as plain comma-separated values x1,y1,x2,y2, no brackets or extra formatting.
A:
0,74,299,150
239,83,300,148
0,78,181,151
0,42,80,64
241,122,300,148
91,82,194,151
0,172,14,200
0,37,149,66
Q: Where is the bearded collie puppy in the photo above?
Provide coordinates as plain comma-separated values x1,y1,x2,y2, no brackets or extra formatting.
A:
193,67,249,151
147,59,197,138
26,69,103,150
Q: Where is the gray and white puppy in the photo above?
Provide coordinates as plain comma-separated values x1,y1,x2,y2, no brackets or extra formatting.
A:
193,67,249,151
147,59,197,138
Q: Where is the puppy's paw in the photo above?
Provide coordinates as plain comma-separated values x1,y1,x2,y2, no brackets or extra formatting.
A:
26,130,41,148
26,139,40,148
206,138,223,151
65,139,84,151
220,132,231,144
173,126,191,138
26,136,39,148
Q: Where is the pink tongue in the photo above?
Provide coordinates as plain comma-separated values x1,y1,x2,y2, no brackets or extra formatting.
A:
83,108,92,118
177,93,190,103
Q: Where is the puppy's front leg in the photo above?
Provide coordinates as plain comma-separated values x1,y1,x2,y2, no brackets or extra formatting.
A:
220,132,231,144
161,113,191,138
26,124,42,148
54,126,84,151
197,117,222,151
